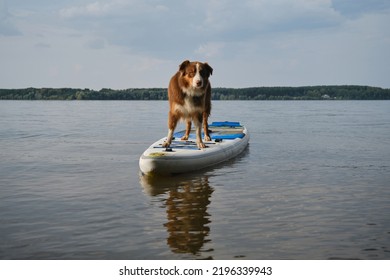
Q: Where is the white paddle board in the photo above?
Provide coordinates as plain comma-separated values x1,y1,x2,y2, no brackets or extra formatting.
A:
139,121,249,175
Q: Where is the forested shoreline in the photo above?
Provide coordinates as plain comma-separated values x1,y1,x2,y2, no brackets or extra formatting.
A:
1,85,389,100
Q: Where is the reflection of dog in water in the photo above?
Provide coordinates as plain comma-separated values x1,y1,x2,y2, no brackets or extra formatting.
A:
164,178,213,255
140,174,213,256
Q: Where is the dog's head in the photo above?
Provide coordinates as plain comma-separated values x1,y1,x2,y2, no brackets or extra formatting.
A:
179,60,213,89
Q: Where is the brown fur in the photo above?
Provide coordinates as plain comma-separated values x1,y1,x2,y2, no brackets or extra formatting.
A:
163,60,213,149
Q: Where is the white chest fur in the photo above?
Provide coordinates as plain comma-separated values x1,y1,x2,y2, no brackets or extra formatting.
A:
174,97,203,117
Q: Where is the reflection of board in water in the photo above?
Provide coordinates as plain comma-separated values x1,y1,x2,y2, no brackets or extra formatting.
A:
140,174,214,258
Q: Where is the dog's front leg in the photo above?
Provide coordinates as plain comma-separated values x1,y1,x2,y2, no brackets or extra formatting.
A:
163,112,178,147
194,114,206,149
181,120,191,140
162,129,174,148
203,112,211,141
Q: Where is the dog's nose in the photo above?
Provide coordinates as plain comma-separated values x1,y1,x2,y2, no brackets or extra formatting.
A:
196,80,202,87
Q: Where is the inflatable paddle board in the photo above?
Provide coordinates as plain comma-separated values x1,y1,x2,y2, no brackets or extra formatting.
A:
139,121,249,175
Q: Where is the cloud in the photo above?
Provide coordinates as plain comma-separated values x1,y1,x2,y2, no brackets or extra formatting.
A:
195,42,225,58
55,0,345,61
0,17,21,36
1,0,389,88
212,9,390,87
58,1,181,55
332,0,390,17
200,0,342,38
0,0,21,36
34,42,51,48
85,38,105,49
59,1,123,18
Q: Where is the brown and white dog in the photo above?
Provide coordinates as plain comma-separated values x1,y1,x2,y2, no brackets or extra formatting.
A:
163,60,213,149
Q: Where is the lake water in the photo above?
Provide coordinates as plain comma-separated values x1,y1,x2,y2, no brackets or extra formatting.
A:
0,100,389,260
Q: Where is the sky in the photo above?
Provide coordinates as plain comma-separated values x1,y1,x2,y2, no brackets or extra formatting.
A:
1,0,389,89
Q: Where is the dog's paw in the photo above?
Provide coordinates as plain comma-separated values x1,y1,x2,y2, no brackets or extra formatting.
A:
181,135,189,140
204,135,211,141
197,141,206,149
162,141,170,148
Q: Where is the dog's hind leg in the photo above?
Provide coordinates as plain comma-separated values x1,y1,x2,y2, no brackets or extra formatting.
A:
203,112,211,141
181,120,191,140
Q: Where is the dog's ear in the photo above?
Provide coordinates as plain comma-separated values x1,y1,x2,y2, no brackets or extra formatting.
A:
204,63,213,76
179,60,190,74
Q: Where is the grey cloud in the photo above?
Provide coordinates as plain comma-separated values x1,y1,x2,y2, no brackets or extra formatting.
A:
0,0,21,36
332,0,390,17
2,0,390,88
56,0,344,59
0,18,21,36
58,1,204,58
34,42,51,48
85,38,105,49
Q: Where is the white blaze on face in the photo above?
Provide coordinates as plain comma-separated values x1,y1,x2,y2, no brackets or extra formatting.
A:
192,63,203,88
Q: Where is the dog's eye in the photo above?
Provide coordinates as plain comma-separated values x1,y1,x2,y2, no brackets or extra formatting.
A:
188,72,195,78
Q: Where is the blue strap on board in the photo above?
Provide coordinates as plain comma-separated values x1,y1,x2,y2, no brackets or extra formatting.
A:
210,121,241,127
173,131,245,140
213,133,245,139
173,120,245,140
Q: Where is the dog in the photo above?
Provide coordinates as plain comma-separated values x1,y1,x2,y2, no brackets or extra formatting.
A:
162,60,213,149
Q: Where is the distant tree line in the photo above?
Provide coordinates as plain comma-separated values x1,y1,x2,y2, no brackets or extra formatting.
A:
0,86,389,100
